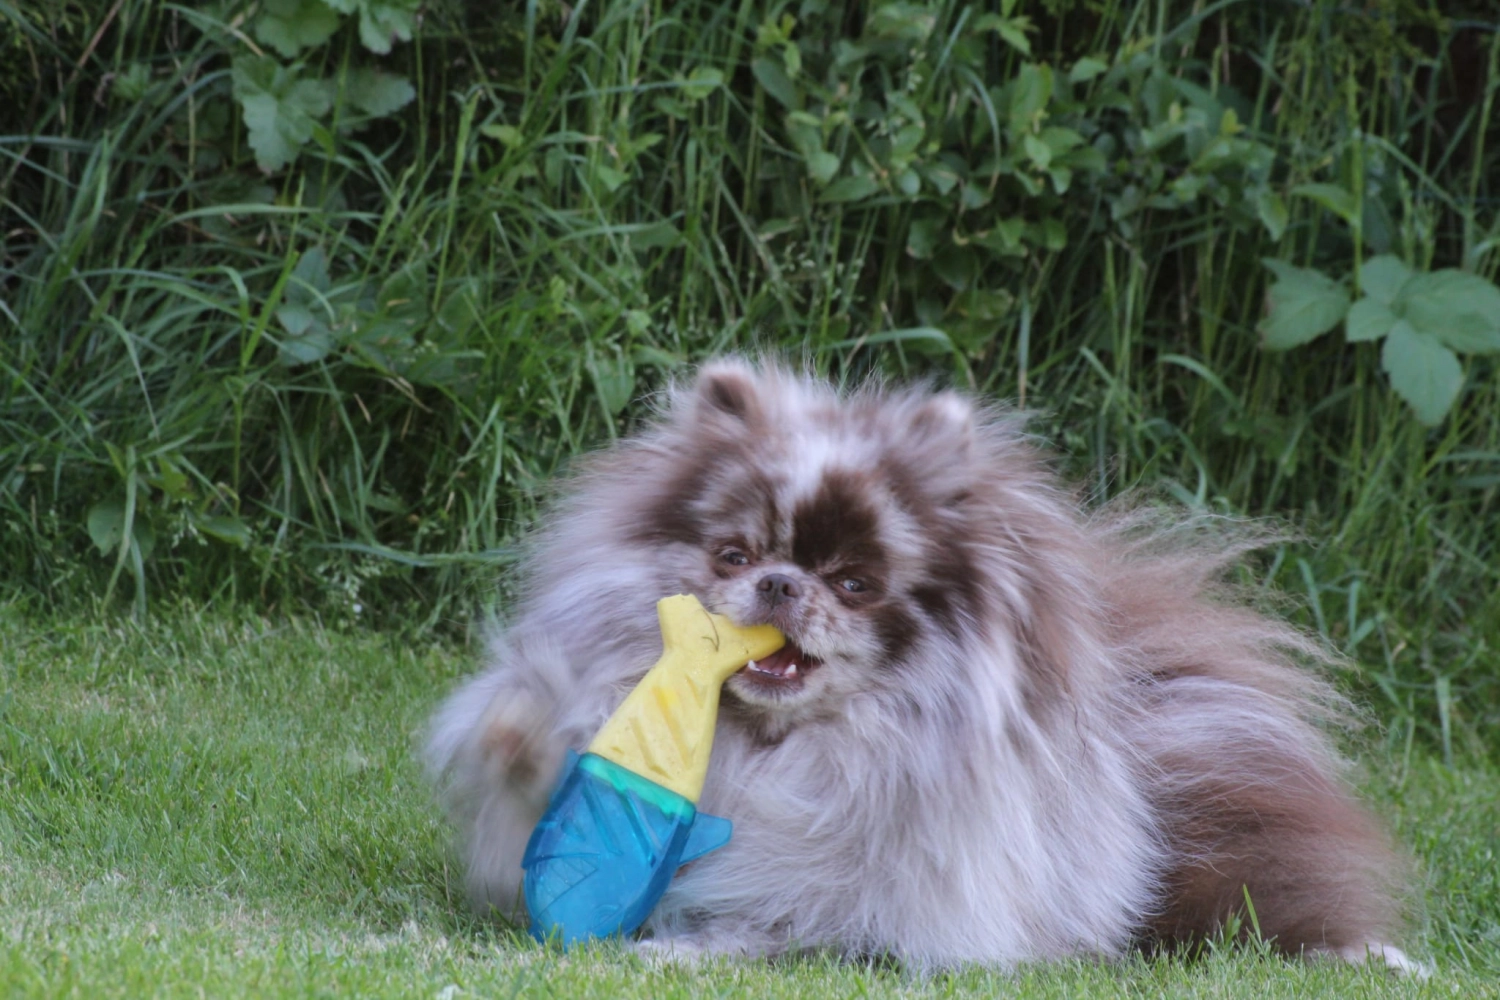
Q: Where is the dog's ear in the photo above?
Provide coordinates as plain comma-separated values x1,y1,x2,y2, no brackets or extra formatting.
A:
689,359,765,428
907,391,974,461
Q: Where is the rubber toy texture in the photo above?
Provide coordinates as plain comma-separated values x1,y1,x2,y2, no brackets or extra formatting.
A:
521,595,784,945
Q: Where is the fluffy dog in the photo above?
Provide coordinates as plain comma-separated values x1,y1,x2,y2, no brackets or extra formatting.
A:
425,359,1416,972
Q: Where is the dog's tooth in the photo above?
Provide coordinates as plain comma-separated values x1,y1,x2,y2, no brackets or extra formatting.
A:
786,662,798,677
747,659,759,673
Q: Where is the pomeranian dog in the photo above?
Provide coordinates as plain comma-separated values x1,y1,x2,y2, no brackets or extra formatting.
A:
425,359,1417,972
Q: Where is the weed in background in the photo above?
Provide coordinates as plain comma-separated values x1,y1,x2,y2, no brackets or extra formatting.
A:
1,0,1497,750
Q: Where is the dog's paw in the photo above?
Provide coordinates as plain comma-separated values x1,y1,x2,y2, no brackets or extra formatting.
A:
1334,942,1432,979
633,936,714,968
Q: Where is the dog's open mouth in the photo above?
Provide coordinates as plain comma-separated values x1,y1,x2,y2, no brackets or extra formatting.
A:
738,643,822,689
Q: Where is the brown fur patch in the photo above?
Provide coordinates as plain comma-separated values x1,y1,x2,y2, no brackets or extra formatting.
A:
1143,745,1402,954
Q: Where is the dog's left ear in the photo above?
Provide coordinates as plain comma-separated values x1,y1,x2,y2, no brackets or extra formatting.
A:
687,359,766,430
908,391,974,460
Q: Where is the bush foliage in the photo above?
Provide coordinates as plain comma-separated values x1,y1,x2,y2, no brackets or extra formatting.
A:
2,0,1498,749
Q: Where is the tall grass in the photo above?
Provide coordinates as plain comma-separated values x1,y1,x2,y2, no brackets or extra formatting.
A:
2,0,1497,749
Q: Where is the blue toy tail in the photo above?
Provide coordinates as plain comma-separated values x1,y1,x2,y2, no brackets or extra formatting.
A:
521,751,732,945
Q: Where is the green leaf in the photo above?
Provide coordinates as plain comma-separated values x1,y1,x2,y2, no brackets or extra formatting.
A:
820,174,880,203
1068,57,1109,83
346,68,415,117
87,500,126,556
973,14,1033,55
906,216,943,259
1291,182,1359,227
1023,133,1051,170
287,247,331,302
196,514,253,548
630,221,682,249
975,218,1026,257
1009,64,1053,133
1382,320,1463,426
86,499,154,560
592,163,629,193
681,66,724,102
1254,188,1288,241
482,123,524,148
111,62,152,102
232,56,333,173
752,57,799,110
932,244,976,290
1399,269,1500,354
323,0,419,55
1357,254,1414,307
1258,259,1350,350
278,324,336,365
588,348,635,416
995,21,1031,55
1345,298,1396,343
255,0,339,58
807,151,840,185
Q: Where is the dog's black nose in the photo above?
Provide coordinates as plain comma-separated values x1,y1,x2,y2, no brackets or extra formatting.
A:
757,573,801,606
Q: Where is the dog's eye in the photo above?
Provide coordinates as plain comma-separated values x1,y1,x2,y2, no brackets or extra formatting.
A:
722,549,750,567
840,578,866,593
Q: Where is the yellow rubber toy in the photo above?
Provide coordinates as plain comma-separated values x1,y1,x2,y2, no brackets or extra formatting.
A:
586,594,785,801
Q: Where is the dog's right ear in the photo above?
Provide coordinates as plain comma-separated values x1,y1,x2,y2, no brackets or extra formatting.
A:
688,359,765,429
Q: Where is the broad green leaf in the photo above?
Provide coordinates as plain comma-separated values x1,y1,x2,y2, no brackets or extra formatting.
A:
255,0,339,58
975,218,1025,257
1400,269,1500,354
906,216,943,259
630,221,682,249
482,123,524,147
1258,259,1349,350
1009,64,1053,133
974,14,1033,55
346,68,415,117
196,514,253,548
87,499,126,555
278,324,336,365
1381,320,1463,426
592,164,629,193
867,3,936,42
933,244,976,290
324,0,419,55
1068,57,1109,83
995,21,1032,55
232,56,333,173
820,174,880,203
588,348,635,415
1291,182,1359,227
1023,133,1051,169
1345,298,1396,343
681,66,724,102
111,62,151,102
275,301,316,337
752,57,799,109
1253,188,1287,241
1357,254,1414,306
86,499,155,560
287,247,331,302
1039,127,1083,155
807,151,840,185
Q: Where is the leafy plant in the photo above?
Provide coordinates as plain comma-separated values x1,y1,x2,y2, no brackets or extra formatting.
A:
234,0,418,172
1260,256,1500,425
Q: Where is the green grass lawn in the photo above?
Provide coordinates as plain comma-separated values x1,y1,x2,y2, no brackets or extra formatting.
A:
2,605,1497,998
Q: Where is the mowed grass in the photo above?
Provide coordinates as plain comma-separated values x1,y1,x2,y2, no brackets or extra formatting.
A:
1,606,1497,999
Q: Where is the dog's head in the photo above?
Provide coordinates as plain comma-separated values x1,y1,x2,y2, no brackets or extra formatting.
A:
541,359,1084,739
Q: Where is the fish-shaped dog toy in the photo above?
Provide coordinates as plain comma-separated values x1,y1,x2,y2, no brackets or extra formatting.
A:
520,594,784,945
